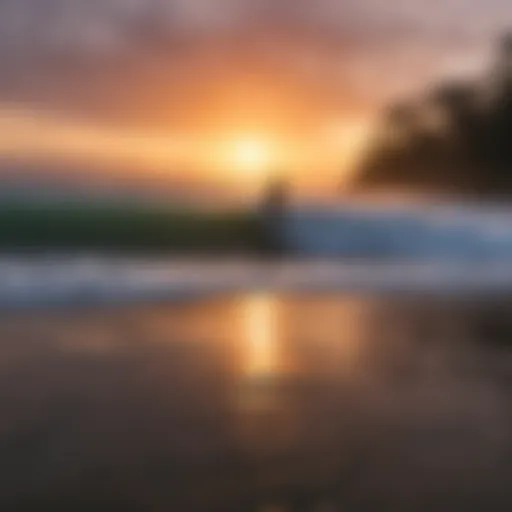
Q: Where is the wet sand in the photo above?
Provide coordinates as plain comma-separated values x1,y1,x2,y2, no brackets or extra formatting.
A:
0,294,511,511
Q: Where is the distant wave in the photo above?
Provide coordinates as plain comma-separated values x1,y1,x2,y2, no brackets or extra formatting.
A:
285,202,512,259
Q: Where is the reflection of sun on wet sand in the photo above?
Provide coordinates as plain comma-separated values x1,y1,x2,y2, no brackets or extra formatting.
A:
233,293,302,460
233,294,375,414
235,293,284,412
230,294,386,497
244,293,279,379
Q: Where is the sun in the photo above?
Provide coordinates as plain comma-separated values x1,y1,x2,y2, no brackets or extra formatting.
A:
229,137,273,175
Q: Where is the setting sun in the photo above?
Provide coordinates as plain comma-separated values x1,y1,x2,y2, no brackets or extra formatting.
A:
229,137,273,175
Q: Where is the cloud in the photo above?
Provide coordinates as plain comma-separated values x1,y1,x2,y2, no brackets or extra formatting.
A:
0,0,507,130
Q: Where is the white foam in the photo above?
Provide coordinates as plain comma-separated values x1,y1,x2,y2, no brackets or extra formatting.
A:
0,257,512,309
285,202,512,259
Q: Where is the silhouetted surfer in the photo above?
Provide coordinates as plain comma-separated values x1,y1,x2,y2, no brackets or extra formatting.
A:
258,176,289,258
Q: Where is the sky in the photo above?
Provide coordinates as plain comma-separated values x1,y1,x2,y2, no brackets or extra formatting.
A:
0,0,509,201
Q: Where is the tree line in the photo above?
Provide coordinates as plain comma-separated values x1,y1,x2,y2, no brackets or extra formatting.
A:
354,35,512,196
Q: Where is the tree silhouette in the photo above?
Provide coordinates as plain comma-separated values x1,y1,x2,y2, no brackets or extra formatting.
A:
354,33,512,196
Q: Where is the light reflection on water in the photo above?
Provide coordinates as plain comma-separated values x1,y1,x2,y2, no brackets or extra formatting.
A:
237,294,372,381
241,293,279,380
0,294,511,511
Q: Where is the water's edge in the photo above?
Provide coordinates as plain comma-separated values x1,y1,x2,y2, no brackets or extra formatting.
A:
3,258,512,309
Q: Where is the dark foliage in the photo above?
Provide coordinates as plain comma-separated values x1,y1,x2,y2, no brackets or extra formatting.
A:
354,34,512,196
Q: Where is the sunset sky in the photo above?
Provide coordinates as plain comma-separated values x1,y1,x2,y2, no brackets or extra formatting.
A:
0,0,508,201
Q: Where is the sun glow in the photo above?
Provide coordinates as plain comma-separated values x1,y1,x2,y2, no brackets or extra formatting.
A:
0,104,374,199
227,137,274,175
